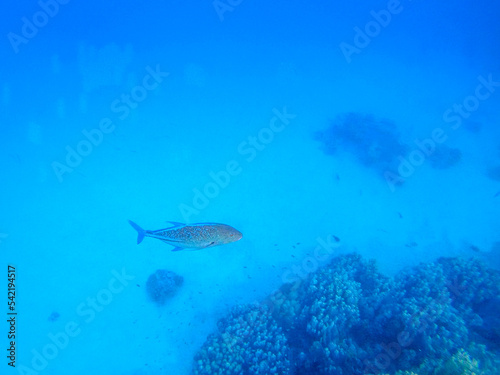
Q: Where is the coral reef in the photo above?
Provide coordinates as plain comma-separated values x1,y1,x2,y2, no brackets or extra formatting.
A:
314,113,463,180
372,262,469,372
191,254,500,374
486,165,500,181
192,305,291,374
145,269,183,305
314,113,408,176
279,254,392,374
438,257,500,348
428,145,461,169
433,348,481,375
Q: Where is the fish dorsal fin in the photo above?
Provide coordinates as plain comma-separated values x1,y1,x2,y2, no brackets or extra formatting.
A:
165,221,185,227
152,221,185,232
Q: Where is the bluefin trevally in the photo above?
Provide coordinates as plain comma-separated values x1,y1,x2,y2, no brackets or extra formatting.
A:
128,220,242,251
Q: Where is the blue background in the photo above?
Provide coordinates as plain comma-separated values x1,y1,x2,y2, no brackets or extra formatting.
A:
1,0,499,374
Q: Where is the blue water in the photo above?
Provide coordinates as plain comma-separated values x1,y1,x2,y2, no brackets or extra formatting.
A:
2,1,500,374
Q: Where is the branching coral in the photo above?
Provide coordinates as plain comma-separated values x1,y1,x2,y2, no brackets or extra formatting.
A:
434,348,482,375
192,305,291,375
191,254,500,375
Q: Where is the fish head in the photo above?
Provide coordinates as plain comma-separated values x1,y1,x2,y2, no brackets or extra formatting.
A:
217,224,243,245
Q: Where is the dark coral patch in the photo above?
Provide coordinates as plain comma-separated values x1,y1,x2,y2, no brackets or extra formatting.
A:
146,269,183,305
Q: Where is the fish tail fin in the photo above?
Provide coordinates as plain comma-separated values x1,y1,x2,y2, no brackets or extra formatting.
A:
128,220,145,244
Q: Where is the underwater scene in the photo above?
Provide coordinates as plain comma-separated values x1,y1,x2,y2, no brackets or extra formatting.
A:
1,0,500,374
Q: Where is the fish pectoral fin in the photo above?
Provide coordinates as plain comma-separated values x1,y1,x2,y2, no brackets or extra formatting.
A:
171,246,184,252
159,237,183,243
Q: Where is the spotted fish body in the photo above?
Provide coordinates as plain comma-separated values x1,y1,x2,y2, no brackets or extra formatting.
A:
128,220,242,251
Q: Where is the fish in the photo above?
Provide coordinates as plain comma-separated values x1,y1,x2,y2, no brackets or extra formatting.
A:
469,244,481,252
405,241,418,248
128,220,242,251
